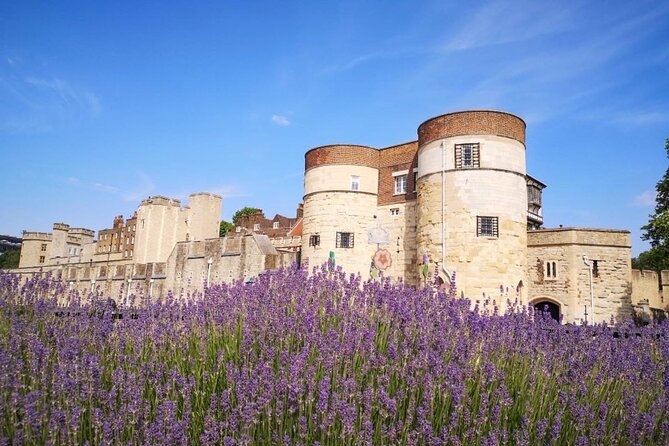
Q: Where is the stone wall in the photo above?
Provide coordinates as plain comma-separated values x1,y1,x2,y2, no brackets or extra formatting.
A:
11,234,297,305
527,228,633,324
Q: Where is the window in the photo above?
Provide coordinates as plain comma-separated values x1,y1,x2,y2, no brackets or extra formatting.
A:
545,261,558,279
39,256,45,264
130,251,133,257
413,170,418,193
235,226,241,233
592,260,599,278
309,234,320,247
336,232,354,248
390,208,400,216
253,223,260,231
273,222,280,229
350,175,360,191
476,216,498,237
455,143,480,169
41,243,47,252
394,174,407,195
131,236,134,244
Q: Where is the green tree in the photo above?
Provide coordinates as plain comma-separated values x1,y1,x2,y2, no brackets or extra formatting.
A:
232,207,261,225
219,220,234,237
0,250,20,269
634,138,669,271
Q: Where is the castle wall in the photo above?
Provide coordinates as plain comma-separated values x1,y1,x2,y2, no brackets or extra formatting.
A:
18,233,51,268
134,196,184,264
631,269,666,311
527,229,633,324
186,193,222,242
376,202,418,284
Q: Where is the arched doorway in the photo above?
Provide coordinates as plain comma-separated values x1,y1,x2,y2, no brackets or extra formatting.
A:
531,299,561,322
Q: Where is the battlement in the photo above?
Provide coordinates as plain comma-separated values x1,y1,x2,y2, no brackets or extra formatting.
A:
68,228,96,237
22,231,52,241
189,192,223,199
139,195,182,207
53,223,70,231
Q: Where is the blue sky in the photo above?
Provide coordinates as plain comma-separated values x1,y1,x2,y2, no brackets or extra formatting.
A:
0,0,667,255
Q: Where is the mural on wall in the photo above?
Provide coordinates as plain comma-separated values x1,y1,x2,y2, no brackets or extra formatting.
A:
367,220,391,279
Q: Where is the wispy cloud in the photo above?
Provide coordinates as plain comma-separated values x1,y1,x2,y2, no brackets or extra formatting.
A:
66,177,81,186
6,57,15,66
94,183,120,194
631,190,657,207
25,77,101,116
443,0,572,51
208,185,250,199
122,173,155,202
271,114,290,126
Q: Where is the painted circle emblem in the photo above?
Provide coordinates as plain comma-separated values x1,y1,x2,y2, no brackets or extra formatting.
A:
373,249,392,271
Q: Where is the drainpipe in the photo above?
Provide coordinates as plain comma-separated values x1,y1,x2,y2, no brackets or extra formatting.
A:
206,257,213,287
583,256,594,324
441,141,452,281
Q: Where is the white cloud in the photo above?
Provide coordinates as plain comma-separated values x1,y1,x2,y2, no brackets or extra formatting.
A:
271,114,290,126
632,190,657,207
66,177,81,186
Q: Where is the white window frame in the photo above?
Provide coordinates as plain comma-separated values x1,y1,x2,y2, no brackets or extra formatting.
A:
394,174,407,195
273,221,280,229
253,223,260,231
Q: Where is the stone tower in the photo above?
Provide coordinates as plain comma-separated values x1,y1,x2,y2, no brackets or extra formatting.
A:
415,110,528,306
302,145,380,274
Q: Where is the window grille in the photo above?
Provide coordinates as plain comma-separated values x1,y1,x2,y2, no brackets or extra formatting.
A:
309,234,320,247
336,232,354,248
476,216,498,237
455,143,480,169
350,175,360,191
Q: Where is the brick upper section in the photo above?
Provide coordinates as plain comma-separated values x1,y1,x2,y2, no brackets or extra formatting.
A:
417,110,526,146
378,141,419,206
305,145,379,170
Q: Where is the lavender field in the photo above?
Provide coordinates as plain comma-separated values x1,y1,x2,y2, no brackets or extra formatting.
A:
1,266,668,445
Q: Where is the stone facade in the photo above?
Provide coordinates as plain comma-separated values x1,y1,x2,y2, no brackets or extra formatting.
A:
301,109,657,323
527,228,634,324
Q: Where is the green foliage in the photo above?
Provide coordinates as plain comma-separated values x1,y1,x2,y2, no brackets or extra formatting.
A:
636,138,669,270
632,246,669,271
0,250,19,269
231,207,261,225
219,220,234,237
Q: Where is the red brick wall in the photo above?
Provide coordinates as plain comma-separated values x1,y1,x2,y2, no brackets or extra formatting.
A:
377,141,419,206
417,111,525,146
305,145,379,170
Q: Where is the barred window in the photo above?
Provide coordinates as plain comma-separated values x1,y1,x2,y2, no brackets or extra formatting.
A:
309,234,320,247
336,232,354,248
455,143,480,169
545,261,558,279
476,216,498,238
39,256,45,264
41,243,47,251
350,175,360,191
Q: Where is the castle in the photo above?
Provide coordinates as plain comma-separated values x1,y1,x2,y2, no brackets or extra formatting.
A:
300,110,667,323
10,110,668,323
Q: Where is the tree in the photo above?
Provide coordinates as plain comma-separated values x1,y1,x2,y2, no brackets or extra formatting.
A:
0,250,20,269
232,207,261,225
634,138,669,271
219,220,234,237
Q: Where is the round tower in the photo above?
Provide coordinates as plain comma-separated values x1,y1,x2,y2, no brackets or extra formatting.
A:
302,145,379,274
415,110,527,306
